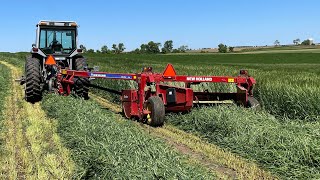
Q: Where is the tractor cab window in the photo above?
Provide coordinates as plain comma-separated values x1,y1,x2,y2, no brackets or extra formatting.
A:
39,29,76,54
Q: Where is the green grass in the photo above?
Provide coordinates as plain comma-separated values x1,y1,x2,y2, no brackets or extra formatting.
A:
87,53,320,121
86,52,320,64
0,64,11,142
85,53,320,179
167,106,320,179
2,52,319,178
0,52,26,68
41,95,215,179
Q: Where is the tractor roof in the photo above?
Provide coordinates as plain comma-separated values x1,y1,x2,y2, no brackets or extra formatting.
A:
37,20,78,27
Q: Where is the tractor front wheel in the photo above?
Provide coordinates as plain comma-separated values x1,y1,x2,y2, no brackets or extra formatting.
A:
25,57,42,103
146,96,165,127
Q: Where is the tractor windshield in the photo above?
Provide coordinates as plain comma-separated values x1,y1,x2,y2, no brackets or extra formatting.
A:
39,28,76,54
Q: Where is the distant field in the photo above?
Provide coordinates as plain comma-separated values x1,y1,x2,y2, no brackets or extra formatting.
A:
187,45,320,54
240,48,320,54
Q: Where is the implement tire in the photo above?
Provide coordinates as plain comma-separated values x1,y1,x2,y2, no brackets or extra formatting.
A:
74,57,89,100
25,57,42,103
146,96,165,127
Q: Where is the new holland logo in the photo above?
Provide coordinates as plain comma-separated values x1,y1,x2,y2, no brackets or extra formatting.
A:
186,77,213,82
90,73,107,78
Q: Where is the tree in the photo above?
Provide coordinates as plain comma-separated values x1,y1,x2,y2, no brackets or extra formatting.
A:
138,41,161,54
140,44,148,53
101,45,109,53
178,45,188,53
118,43,126,53
81,45,87,53
218,43,227,53
132,48,141,54
274,40,280,46
111,43,125,54
87,49,95,53
293,38,300,45
96,50,101,53
229,46,234,52
162,40,173,54
146,41,161,54
301,39,312,46
172,49,180,53
112,44,118,54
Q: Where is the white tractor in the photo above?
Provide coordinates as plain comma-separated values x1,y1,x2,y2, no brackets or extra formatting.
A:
25,20,89,103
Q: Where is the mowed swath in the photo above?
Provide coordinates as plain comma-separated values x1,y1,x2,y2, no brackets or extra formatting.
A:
0,60,74,179
41,95,216,179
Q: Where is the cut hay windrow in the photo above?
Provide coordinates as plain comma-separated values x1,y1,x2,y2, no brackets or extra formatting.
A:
0,60,74,179
41,95,215,179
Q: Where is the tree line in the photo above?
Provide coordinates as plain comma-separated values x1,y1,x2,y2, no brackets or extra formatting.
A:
81,38,317,54
82,43,126,54
275,38,315,46
218,38,316,53
81,40,190,54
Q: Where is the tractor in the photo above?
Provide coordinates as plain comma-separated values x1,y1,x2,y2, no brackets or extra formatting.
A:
24,20,88,103
23,20,260,127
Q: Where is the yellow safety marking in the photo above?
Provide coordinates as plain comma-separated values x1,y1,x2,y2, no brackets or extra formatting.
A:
228,78,235,83
61,69,67,74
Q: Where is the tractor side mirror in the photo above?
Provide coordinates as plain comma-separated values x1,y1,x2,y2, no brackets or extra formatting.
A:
32,44,36,48
80,44,84,49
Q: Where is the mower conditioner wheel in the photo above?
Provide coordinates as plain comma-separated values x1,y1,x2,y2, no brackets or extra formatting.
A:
247,96,261,110
146,96,165,127
25,56,42,103
74,57,89,100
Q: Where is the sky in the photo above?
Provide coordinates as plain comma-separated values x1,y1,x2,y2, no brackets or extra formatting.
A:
0,0,319,52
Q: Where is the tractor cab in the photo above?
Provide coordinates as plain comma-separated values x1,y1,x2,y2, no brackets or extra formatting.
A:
31,21,84,68
37,22,76,55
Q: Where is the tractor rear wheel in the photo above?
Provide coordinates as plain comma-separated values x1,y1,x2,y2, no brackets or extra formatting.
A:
247,96,261,110
146,96,165,127
25,57,42,103
74,58,89,100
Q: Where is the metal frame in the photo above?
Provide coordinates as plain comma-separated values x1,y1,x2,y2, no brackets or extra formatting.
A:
56,64,256,122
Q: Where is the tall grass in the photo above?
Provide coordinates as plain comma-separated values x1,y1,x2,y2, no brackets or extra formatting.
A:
255,72,320,120
0,53,25,68
0,64,11,136
87,53,320,121
167,106,320,179
41,95,215,179
85,53,320,179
